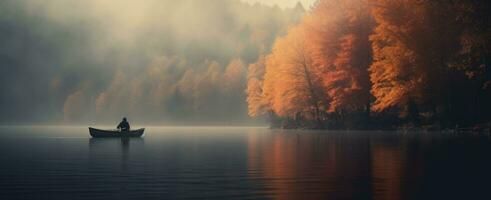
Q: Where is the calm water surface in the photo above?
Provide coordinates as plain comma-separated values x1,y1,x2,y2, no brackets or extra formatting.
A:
0,126,490,200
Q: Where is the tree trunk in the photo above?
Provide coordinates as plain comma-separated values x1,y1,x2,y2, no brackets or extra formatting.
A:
300,58,322,128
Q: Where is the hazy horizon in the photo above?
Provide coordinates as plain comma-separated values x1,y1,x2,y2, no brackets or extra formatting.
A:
0,0,306,125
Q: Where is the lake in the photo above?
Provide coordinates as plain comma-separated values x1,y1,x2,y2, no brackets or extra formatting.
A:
0,126,490,200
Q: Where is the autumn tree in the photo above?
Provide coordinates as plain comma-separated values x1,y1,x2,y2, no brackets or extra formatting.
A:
369,0,463,119
262,25,326,126
369,0,425,113
246,56,268,117
224,59,247,95
255,0,375,128
305,0,374,114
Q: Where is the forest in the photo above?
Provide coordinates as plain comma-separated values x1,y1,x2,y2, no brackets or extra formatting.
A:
1,0,490,129
247,0,491,130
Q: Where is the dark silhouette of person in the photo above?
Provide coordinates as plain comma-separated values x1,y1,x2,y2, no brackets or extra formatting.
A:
117,117,130,132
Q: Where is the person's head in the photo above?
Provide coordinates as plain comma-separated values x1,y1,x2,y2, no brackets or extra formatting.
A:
123,117,127,121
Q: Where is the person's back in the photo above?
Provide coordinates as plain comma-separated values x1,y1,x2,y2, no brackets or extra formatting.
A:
117,117,130,131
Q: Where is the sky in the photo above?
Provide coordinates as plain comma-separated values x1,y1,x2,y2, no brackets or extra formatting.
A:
244,0,316,8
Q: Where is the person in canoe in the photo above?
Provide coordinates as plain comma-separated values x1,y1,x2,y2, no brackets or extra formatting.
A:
117,117,131,132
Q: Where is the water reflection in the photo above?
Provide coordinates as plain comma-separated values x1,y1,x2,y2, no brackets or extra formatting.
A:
247,131,491,200
89,137,144,172
246,132,411,200
370,135,405,200
89,137,144,151
247,131,373,199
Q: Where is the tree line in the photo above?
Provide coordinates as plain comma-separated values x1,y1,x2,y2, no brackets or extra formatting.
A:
247,0,491,130
64,57,249,124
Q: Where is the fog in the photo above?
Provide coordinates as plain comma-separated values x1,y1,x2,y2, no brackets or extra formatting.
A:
245,0,315,8
0,0,305,125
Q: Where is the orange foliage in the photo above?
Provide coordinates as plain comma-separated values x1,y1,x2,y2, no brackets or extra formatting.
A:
262,25,325,118
369,0,426,111
369,0,462,112
248,0,491,128
306,0,373,112
255,0,373,118
246,56,268,117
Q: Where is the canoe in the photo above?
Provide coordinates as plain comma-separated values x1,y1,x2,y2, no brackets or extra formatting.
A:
89,127,145,138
